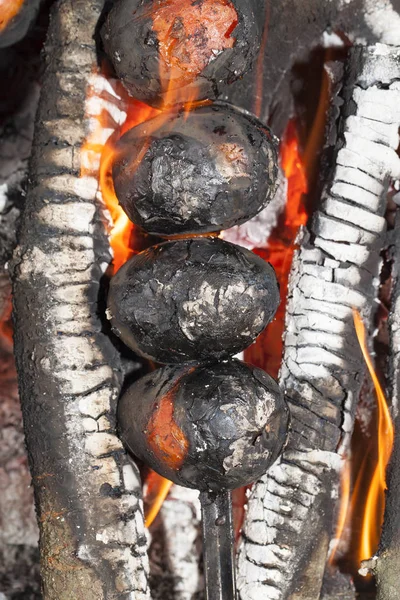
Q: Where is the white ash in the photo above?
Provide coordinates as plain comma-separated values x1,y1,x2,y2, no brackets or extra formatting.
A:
149,485,203,600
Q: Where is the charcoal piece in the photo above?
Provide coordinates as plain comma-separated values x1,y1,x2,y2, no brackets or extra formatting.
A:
112,102,278,236
101,0,262,107
107,237,280,364
118,359,289,491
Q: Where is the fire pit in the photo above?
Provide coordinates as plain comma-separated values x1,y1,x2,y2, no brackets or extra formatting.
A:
3,1,400,600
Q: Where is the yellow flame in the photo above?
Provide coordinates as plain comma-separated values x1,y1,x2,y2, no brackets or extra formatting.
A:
145,478,173,528
353,309,394,562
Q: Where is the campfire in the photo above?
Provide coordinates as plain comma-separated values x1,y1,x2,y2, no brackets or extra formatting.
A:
2,1,400,600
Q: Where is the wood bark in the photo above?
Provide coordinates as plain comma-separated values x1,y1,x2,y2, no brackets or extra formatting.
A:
237,44,400,600
11,1,149,598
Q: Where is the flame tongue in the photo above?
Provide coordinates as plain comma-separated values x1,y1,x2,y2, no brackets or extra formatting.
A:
353,309,394,563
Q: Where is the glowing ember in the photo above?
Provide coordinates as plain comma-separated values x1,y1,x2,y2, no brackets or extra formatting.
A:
353,309,394,563
153,0,237,90
0,0,24,32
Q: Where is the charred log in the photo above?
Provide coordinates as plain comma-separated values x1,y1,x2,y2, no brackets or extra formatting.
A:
223,0,400,133
0,42,41,599
237,44,400,600
11,1,150,598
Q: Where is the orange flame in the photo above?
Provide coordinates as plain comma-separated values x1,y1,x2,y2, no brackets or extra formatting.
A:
144,472,173,528
353,309,394,562
0,0,24,32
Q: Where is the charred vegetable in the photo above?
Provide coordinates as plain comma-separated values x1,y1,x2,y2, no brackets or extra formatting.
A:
118,359,289,491
107,237,280,364
101,0,262,107
112,102,278,236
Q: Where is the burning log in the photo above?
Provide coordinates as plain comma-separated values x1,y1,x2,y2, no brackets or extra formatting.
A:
112,102,278,236
107,238,280,364
237,44,400,600
11,1,150,598
101,0,262,107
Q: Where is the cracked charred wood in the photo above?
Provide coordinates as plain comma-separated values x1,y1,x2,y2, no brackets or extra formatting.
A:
101,0,262,108
118,359,288,491
107,237,280,364
374,78,400,598
237,44,400,600
11,1,150,599
112,102,278,237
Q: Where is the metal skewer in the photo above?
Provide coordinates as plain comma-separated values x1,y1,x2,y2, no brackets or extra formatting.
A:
200,489,237,600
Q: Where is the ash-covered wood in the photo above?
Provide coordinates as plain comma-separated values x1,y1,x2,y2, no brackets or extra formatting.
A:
101,0,262,108
119,359,288,491
11,1,150,598
148,486,203,600
112,102,278,237
108,238,280,364
237,44,400,600
374,66,400,597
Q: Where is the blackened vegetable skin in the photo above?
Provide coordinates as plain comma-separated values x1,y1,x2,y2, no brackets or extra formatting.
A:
112,102,278,236
118,359,289,491
101,0,262,108
107,237,280,364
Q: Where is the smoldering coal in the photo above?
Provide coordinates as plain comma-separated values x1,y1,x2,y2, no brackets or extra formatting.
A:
101,0,262,107
107,237,280,364
118,359,289,491
112,102,278,236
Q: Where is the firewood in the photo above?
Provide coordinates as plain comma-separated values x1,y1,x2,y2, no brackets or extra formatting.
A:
11,1,150,598
374,192,400,596
237,44,400,600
